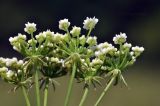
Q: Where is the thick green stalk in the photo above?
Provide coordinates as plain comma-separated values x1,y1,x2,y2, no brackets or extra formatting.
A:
22,86,31,106
43,80,49,106
94,76,115,106
35,70,41,106
43,79,49,106
64,62,77,106
79,86,89,106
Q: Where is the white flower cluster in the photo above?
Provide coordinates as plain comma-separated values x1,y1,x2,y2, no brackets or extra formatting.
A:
59,19,70,31
0,57,24,79
70,26,81,37
132,46,144,56
90,58,103,66
86,36,97,46
9,33,26,44
0,57,23,67
113,32,127,44
24,22,37,34
83,17,98,30
95,43,117,57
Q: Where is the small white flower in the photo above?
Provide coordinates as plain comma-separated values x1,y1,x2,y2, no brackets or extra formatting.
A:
9,36,18,44
90,58,103,66
51,57,59,63
6,57,18,67
17,60,24,66
70,26,81,37
24,22,37,34
83,17,98,30
97,42,110,49
101,48,108,54
132,46,144,52
113,32,127,44
6,70,14,78
130,51,134,56
28,39,37,45
123,43,132,49
0,67,8,72
17,33,27,41
86,36,97,46
43,30,54,38
101,46,117,55
59,19,70,31
35,32,46,43
53,33,63,42
95,51,102,57
79,35,86,45
0,57,6,63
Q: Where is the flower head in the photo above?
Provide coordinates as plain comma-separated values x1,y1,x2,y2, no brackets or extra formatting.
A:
132,46,144,56
86,36,97,46
59,19,70,31
79,35,86,45
70,26,81,37
6,70,14,78
83,17,98,30
113,32,127,44
24,22,36,34
123,43,132,50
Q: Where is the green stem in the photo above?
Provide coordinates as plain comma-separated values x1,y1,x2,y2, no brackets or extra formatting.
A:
31,33,36,52
94,76,115,106
22,86,31,106
64,62,77,106
79,86,89,106
35,70,41,106
43,79,49,106
87,28,92,38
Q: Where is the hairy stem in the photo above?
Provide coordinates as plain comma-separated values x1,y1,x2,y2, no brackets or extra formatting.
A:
94,76,115,106
22,86,31,106
43,79,49,106
79,86,89,106
35,70,41,106
64,62,77,106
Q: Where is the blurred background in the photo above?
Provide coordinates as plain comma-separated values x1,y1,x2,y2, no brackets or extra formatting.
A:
0,0,160,106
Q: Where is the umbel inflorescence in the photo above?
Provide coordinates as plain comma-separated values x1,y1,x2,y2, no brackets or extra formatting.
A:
0,17,144,106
